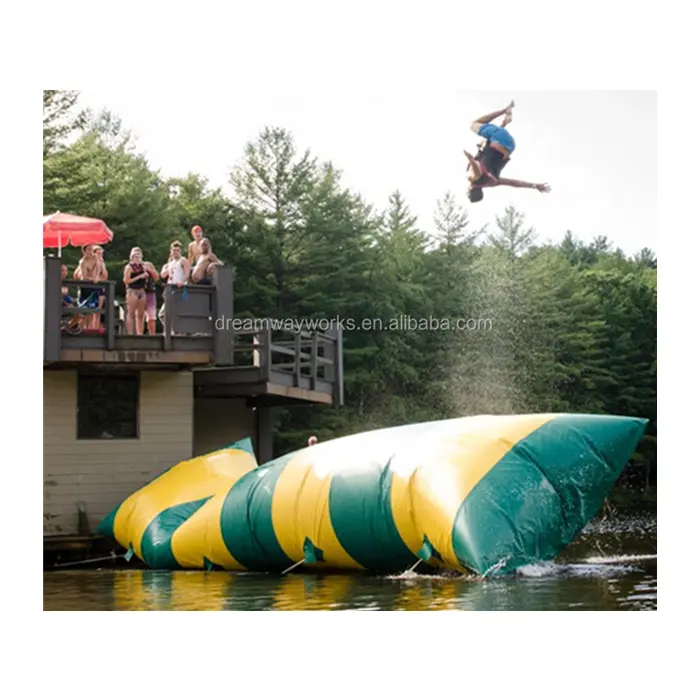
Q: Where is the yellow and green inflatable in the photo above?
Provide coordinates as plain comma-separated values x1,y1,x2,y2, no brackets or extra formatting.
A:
97,413,647,576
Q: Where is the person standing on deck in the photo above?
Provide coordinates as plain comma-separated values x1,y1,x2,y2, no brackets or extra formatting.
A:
158,240,191,329
74,244,102,330
188,225,204,267
123,247,149,335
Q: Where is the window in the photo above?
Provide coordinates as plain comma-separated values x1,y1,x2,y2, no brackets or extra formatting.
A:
77,374,139,439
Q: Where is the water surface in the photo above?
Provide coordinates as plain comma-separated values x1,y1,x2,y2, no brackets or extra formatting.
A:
43,511,656,611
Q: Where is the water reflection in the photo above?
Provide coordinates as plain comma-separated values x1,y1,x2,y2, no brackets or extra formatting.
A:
43,513,657,612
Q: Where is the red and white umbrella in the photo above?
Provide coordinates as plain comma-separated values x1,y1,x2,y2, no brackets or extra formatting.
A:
43,211,114,256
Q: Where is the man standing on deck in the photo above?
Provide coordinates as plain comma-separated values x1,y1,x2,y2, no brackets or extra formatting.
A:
188,225,204,266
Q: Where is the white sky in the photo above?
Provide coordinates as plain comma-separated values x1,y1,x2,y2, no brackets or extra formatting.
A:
78,89,656,255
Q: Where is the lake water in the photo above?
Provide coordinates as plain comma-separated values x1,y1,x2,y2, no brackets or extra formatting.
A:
43,511,656,611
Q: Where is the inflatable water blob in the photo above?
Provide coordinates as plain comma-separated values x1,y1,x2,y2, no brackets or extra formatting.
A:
97,414,647,576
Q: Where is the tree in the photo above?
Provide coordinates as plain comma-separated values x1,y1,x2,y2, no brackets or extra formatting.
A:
421,193,484,416
635,247,657,269
230,127,318,314
488,205,536,256
524,247,609,412
43,90,85,157
432,191,482,248
366,192,432,417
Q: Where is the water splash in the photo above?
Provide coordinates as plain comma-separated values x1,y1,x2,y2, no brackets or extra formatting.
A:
387,569,476,582
516,562,563,578
480,557,510,579
583,553,657,565
517,560,642,578
582,514,657,536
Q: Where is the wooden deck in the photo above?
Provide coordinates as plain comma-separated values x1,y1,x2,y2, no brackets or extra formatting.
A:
195,372,336,405
57,334,214,366
194,325,343,405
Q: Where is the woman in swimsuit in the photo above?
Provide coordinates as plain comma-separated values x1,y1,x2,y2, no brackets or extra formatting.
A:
123,247,149,335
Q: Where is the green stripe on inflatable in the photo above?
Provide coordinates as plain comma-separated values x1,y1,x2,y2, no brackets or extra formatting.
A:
329,460,417,573
96,505,118,537
303,537,324,564
416,535,443,563
452,414,648,575
140,497,211,569
219,454,296,571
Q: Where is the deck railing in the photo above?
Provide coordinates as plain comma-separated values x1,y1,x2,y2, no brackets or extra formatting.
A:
44,257,343,405
226,326,343,405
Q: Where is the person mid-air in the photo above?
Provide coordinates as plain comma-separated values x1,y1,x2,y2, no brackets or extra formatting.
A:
465,100,551,203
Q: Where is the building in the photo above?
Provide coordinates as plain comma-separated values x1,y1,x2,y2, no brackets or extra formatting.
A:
43,257,343,552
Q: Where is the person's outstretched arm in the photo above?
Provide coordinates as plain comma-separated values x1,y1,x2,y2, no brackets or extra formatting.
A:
496,177,550,192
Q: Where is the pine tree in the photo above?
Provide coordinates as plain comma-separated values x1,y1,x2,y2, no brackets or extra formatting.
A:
43,90,85,157
230,127,318,315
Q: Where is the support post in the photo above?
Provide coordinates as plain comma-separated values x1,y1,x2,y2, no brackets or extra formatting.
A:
334,325,344,406
163,285,173,350
256,406,274,464
262,327,272,381
294,333,301,387
310,333,318,390
44,257,62,362
77,501,91,536
106,281,116,350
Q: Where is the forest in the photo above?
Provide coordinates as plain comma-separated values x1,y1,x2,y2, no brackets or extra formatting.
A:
43,91,657,495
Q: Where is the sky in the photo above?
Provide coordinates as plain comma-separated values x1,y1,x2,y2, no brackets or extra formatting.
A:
77,90,656,254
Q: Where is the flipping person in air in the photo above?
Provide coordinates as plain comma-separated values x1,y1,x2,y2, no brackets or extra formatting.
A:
465,100,551,203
